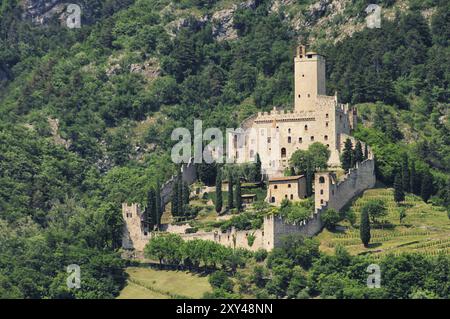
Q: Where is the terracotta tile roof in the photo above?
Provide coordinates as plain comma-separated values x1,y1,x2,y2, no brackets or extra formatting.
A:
268,175,305,182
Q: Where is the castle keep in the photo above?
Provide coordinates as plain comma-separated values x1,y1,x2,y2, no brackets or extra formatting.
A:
229,45,357,176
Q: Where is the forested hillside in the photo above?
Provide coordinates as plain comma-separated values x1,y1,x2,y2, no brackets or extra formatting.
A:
0,0,448,298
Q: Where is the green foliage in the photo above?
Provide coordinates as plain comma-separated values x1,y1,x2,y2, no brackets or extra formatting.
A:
360,208,371,248
227,171,234,210
321,209,341,231
394,173,405,204
290,142,331,174
341,138,353,171
278,199,314,224
235,178,242,212
208,271,233,292
361,199,388,224
254,249,268,262
215,169,223,213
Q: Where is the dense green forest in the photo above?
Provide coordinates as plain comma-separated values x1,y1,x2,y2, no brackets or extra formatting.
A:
0,0,448,298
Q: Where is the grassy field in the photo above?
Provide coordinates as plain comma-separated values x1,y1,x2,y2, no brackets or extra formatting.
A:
118,267,212,299
317,188,450,257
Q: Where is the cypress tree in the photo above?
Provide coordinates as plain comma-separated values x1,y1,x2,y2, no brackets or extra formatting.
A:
155,181,161,229
306,160,313,197
235,177,242,212
227,171,234,209
401,153,410,192
171,177,179,217
341,138,353,171
364,143,369,160
394,173,405,204
215,170,223,213
177,174,183,216
147,188,156,230
410,161,418,195
255,153,262,182
420,171,433,203
360,209,371,248
183,181,190,205
353,141,364,164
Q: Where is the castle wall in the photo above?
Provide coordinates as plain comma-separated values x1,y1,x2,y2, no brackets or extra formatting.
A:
180,228,267,252
315,159,376,212
160,158,197,210
122,203,151,252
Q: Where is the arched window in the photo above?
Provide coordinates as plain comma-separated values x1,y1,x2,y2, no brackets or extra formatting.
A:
319,176,325,184
326,113,329,118
288,128,291,134
288,136,292,143
274,185,278,190
290,194,294,200
320,190,324,195
324,135,328,141
304,125,308,131
299,137,303,143
311,136,314,141
281,148,287,158
288,184,291,188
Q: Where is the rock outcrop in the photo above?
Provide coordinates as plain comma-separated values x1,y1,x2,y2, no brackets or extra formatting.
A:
21,0,67,25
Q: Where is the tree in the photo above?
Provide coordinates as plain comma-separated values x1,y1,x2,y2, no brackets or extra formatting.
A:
197,162,217,185
254,153,262,182
215,169,223,213
364,143,369,160
155,181,162,229
209,271,233,292
410,161,418,195
394,173,405,204
362,199,388,224
341,138,353,171
177,174,184,216
144,234,184,265
401,153,410,192
183,181,190,206
321,209,340,230
146,188,156,230
353,141,364,164
306,161,313,197
235,177,242,212
290,143,330,174
420,171,433,203
399,208,407,224
360,209,371,248
171,178,179,217
227,171,234,209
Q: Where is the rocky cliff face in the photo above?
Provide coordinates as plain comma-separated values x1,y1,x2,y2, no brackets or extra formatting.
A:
21,0,67,24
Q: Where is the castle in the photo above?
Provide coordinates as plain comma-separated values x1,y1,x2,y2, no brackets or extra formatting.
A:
121,45,376,253
228,45,358,176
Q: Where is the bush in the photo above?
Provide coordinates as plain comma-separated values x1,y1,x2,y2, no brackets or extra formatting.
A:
185,227,198,234
254,249,268,262
208,271,234,292
320,209,341,230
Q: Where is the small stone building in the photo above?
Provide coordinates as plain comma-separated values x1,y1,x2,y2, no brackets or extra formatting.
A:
266,175,307,205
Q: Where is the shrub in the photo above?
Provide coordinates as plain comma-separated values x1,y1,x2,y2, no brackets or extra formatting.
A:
208,271,234,292
254,249,268,262
320,209,341,230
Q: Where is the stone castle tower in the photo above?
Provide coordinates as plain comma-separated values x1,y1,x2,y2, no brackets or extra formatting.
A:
294,45,327,112
229,44,358,176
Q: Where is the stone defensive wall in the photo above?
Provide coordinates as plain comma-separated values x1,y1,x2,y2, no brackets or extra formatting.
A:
160,158,197,210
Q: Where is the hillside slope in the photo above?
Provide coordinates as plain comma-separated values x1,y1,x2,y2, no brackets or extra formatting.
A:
0,0,448,298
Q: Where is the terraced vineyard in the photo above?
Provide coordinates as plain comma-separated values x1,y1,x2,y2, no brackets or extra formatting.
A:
317,188,450,257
